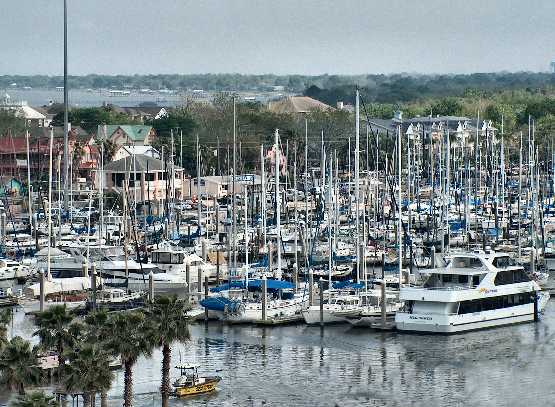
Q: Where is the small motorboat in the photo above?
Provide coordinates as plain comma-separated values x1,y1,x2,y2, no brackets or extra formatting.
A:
172,364,221,397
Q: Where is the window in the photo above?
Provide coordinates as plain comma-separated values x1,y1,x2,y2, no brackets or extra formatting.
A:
458,292,535,315
472,275,481,287
458,275,469,284
494,269,531,286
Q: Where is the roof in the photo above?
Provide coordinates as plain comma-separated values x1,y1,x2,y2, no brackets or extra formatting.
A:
104,154,182,173
99,125,154,142
268,96,333,114
120,145,159,156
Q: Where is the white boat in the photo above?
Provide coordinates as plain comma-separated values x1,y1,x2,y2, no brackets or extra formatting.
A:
395,252,549,333
302,293,360,325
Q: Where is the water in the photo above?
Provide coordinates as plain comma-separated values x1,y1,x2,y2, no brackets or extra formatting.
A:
3,300,555,407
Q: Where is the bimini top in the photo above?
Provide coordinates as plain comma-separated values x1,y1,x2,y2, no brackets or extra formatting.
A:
210,279,294,293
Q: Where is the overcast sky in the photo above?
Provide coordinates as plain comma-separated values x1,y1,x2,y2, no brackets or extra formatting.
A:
1,0,554,76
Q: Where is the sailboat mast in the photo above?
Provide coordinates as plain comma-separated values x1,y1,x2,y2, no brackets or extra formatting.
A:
397,125,402,286
355,90,360,283
275,129,282,279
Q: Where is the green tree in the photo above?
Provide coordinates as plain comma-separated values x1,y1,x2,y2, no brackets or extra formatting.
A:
0,309,11,350
106,311,153,407
146,296,190,407
33,305,74,378
10,391,57,407
63,343,113,407
0,337,40,395
0,110,25,137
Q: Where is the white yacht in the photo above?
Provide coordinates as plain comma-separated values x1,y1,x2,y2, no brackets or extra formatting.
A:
395,252,549,333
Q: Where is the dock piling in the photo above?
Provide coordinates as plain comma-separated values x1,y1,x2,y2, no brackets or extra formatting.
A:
39,270,45,313
262,276,267,321
319,277,324,327
148,272,154,303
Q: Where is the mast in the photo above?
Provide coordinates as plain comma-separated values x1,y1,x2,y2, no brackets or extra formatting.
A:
275,129,282,280
518,131,523,259
260,145,266,251
47,128,54,280
244,187,249,287
327,153,333,292
63,0,69,211
354,89,360,283
25,130,33,246
232,98,237,276
196,134,201,243
397,125,402,286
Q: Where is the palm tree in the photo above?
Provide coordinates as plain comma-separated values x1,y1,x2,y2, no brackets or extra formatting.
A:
0,309,11,350
83,310,111,407
63,343,113,407
33,305,74,378
105,311,153,407
10,391,57,407
0,336,40,395
146,296,190,407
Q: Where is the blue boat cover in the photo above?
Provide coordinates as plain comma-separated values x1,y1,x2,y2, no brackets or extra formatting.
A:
210,279,294,293
200,297,242,312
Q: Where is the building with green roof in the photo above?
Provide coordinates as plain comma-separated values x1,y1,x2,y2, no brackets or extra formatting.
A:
97,124,156,146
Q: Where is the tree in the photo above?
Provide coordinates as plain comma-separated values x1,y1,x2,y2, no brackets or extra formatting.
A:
33,305,74,378
0,309,11,350
146,296,190,407
10,391,57,407
63,344,113,407
106,311,154,407
0,337,40,395
0,110,25,137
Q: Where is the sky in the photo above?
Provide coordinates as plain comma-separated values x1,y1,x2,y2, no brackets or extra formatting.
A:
1,0,554,76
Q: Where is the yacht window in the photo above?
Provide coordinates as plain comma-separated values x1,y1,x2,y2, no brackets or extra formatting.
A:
472,275,481,287
458,292,535,314
457,275,469,284
442,274,453,283
452,257,483,269
494,269,531,286
492,256,514,268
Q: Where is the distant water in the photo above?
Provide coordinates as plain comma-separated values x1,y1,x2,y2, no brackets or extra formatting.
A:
1,297,555,407
2,88,184,108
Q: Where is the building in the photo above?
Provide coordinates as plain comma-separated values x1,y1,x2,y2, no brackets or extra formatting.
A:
97,125,156,147
268,96,333,114
0,126,99,183
1,94,47,127
181,174,262,199
103,154,185,202
113,145,160,161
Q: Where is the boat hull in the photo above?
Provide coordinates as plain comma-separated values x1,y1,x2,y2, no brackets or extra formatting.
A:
173,377,220,397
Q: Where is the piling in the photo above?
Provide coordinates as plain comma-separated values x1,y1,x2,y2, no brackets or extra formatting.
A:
319,278,324,327
381,278,386,328
82,262,89,279
197,268,203,298
185,264,191,305
293,263,298,293
0,213,5,248
204,276,209,322
39,270,45,313
216,249,221,285
309,270,314,306
91,265,97,311
148,272,154,303
431,246,436,269
202,240,207,261
534,291,539,322
261,276,267,321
